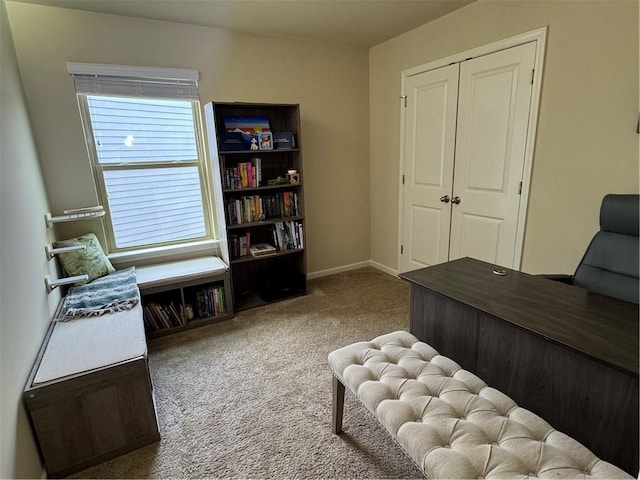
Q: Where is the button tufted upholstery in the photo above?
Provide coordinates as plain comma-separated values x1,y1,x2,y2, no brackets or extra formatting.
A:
328,331,632,479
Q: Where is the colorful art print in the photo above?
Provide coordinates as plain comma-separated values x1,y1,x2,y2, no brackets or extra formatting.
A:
224,115,271,133
257,132,273,150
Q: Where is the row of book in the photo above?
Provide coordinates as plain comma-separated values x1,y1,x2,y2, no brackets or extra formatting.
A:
226,191,299,225
270,221,304,252
194,284,227,319
143,285,227,332
224,158,262,189
229,231,251,259
143,302,184,331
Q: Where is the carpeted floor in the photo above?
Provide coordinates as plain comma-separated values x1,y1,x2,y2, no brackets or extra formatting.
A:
71,267,424,479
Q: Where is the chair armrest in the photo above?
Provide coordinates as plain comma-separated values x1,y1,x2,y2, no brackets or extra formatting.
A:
537,274,574,284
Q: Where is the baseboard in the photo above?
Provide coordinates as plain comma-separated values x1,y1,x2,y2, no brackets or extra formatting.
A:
307,261,371,279
369,260,399,277
308,260,398,280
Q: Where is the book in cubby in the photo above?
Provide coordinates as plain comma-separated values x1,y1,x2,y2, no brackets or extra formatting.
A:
184,283,228,320
141,290,185,333
204,101,307,311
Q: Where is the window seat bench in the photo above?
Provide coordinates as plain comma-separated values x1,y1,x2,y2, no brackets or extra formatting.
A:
23,301,159,478
23,256,231,476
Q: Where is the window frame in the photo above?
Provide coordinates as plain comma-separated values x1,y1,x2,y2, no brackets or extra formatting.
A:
76,94,217,254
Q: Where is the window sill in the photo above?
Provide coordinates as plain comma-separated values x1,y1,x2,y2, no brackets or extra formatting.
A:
108,239,220,267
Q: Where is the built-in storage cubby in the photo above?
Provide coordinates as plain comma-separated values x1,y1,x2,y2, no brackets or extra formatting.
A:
204,102,307,311
136,257,233,338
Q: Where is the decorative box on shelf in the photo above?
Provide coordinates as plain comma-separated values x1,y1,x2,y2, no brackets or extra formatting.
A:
273,132,295,149
220,132,249,151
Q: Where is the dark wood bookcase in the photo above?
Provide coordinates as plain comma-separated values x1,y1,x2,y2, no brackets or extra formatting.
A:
204,102,307,311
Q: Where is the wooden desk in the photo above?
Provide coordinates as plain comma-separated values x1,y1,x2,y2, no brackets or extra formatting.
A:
400,257,639,475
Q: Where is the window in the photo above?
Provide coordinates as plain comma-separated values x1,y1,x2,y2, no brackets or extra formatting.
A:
67,63,213,252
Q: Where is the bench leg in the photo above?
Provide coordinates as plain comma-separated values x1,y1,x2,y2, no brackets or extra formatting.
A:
332,375,345,434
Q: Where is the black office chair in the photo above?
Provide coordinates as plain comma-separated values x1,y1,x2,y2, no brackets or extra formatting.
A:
546,194,639,304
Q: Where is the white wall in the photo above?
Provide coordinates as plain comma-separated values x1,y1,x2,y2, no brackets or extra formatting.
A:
5,1,371,275
370,0,639,274
0,1,62,477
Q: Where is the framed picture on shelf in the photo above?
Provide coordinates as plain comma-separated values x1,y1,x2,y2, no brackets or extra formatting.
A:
224,116,271,133
258,132,273,150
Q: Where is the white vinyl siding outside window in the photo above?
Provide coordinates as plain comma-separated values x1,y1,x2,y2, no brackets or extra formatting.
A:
68,64,213,252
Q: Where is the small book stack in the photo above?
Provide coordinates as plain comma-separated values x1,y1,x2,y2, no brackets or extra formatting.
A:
250,243,276,257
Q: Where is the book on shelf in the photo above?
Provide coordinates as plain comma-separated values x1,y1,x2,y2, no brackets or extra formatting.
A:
250,243,276,257
143,302,184,331
225,192,298,225
253,157,262,186
269,220,304,252
229,231,251,258
194,284,227,318
224,158,263,190
240,163,247,188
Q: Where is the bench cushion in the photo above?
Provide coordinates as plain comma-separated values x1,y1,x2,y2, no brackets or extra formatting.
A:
33,302,146,385
135,256,227,290
328,330,632,479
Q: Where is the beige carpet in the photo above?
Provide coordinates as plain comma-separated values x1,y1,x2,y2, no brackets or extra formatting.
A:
71,267,424,479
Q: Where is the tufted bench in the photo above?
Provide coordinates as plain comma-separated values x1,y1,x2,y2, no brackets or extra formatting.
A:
328,330,632,479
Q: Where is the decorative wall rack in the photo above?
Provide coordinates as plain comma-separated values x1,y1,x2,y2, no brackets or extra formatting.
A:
45,244,86,260
44,205,105,293
45,206,105,228
45,275,88,292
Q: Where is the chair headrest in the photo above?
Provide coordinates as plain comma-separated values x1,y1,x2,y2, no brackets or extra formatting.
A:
600,194,639,236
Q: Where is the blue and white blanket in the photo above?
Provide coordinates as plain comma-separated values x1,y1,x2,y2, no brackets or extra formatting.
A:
58,267,139,321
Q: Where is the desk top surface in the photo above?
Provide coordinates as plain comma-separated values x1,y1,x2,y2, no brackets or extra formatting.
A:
400,257,639,375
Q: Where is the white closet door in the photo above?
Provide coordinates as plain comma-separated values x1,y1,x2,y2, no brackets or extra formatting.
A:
399,63,459,274
449,42,536,267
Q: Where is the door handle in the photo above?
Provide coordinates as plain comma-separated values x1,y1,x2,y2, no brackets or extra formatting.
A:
440,195,450,203
452,196,461,204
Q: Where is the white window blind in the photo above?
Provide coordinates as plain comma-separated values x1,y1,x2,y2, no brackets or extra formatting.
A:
67,62,199,100
87,96,198,164
68,63,212,252
71,75,199,101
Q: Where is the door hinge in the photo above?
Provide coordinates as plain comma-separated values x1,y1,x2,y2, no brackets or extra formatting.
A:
518,181,523,195
399,95,407,107
402,174,405,185
400,245,404,254
530,69,535,85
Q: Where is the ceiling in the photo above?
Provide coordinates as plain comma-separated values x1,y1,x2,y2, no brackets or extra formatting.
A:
10,0,475,47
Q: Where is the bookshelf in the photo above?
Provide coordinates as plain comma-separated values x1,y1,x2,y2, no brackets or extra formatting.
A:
204,102,307,311
136,257,233,338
